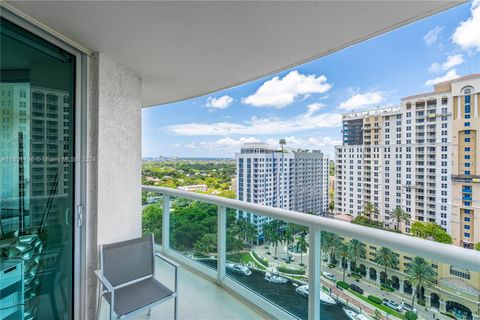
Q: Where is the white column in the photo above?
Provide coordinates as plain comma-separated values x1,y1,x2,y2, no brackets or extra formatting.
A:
162,194,170,250
474,94,478,118
217,206,226,282
457,96,462,120
308,228,321,320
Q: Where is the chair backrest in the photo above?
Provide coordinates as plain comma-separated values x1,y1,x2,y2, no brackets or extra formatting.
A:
100,235,154,287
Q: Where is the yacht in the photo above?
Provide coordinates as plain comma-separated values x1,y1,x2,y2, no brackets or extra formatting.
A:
264,272,288,284
343,308,358,320
226,263,252,276
343,308,369,320
295,285,337,305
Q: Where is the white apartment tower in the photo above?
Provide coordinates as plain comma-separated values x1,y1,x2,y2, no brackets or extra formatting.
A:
236,142,329,237
335,74,480,242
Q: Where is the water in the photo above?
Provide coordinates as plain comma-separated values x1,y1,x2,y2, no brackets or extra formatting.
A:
198,259,349,320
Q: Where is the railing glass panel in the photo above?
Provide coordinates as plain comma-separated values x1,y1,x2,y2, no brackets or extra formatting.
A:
168,196,218,270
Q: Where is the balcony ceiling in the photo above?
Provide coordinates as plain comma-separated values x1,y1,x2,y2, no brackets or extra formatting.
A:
7,1,462,107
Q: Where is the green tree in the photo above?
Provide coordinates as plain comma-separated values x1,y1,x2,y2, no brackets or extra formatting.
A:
142,203,162,241
362,201,375,220
475,243,480,251
279,139,287,152
374,247,399,288
406,257,435,311
390,206,409,231
336,243,352,282
194,233,217,254
263,223,274,254
411,221,452,244
321,231,341,264
349,239,366,273
283,224,295,263
295,233,308,266
270,221,283,260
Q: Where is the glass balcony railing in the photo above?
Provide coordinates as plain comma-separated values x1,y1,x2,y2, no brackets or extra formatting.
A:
142,186,480,320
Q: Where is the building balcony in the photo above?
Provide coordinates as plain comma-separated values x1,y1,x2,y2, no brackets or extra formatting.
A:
133,186,480,320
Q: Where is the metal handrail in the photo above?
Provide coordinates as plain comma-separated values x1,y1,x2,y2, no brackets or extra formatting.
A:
142,185,480,272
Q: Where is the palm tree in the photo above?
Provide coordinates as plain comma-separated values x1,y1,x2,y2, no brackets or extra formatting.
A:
390,206,409,231
295,234,308,266
283,224,295,262
374,247,399,288
265,220,283,260
244,222,257,246
336,243,352,281
406,257,435,310
362,201,375,220
321,231,341,264
349,239,366,273
279,139,287,152
263,223,274,254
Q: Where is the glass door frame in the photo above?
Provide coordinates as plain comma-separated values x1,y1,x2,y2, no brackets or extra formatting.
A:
1,6,89,319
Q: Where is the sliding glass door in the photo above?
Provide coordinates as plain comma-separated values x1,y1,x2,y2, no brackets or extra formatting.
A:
1,17,75,319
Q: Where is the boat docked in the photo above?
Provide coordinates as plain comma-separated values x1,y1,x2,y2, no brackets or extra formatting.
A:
226,263,252,276
343,308,358,320
264,272,288,284
295,285,337,305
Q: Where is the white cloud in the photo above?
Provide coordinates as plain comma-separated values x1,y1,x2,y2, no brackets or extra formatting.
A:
206,95,233,109
184,143,197,149
265,136,341,149
425,69,460,86
338,91,384,111
242,70,332,108
190,135,340,152
424,26,443,46
167,105,341,136
452,0,480,51
429,54,464,72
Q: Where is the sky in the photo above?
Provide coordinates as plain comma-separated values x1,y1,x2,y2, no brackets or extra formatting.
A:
142,1,480,159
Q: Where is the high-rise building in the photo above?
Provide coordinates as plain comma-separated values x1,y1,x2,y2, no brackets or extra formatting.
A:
236,142,329,237
335,74,479,248
0,83,71,233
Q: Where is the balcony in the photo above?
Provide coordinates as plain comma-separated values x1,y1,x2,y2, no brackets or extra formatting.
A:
134,186,480,320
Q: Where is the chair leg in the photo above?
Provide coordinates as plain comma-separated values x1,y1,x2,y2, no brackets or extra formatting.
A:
96,285,101,320
148,308,152,316
174,296,178,320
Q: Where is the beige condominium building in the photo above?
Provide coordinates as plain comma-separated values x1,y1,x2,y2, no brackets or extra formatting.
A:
448,75,480,249
335,75,480,319
335,74,479,246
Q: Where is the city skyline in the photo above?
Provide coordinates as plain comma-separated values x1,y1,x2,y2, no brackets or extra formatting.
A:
142,1,480,158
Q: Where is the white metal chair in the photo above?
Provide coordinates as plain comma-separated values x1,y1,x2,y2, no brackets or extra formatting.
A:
95,235,178,320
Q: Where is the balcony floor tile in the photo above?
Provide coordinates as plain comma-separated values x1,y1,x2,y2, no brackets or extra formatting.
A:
99,256,266,320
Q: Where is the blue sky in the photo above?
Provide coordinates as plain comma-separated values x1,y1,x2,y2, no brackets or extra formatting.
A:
143,1,480,158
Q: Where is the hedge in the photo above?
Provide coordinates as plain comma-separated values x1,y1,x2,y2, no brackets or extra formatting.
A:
368,295,382,304
381,285,395,292
337,281,349,289
277,265,305,275
252,251,269,267
405,311,418,320
417,300,426,307
441,312,456,319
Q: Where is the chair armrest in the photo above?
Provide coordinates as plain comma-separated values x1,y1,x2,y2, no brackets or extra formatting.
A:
155,253,180,268
94,270,114,292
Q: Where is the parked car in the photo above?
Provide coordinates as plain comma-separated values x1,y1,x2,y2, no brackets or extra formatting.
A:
400,302,417,313
279,253,295,262
350,283,364,294
382,299,402,312
322,272,336,282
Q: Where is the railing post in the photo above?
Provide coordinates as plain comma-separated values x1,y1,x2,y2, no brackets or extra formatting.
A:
217,206,226,282
162,194,170,251
308,228,321,320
